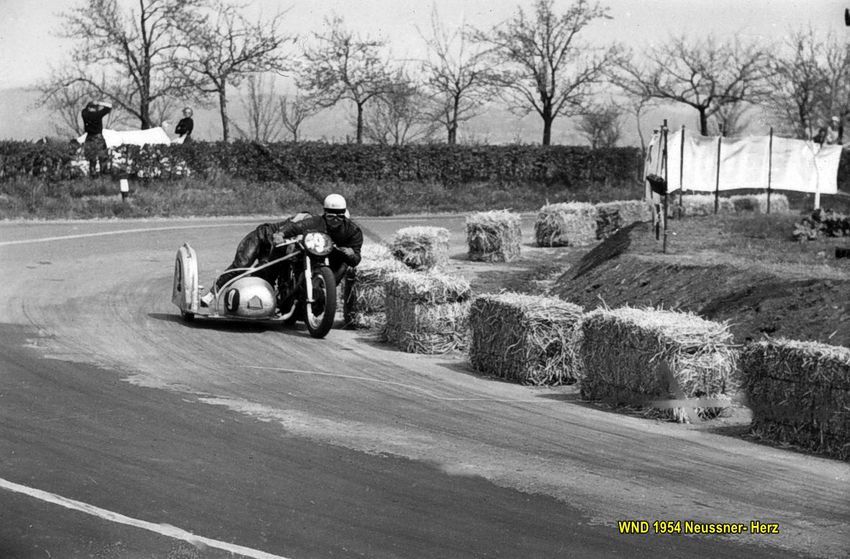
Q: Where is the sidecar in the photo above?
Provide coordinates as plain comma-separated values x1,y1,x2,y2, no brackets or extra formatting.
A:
171,243,283,323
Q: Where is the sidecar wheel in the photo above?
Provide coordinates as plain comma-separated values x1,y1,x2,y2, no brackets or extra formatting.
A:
305,266,336,339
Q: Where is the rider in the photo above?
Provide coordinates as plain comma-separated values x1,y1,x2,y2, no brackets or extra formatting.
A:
202,194,362,307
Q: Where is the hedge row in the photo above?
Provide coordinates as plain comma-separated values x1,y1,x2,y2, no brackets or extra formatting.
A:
0,140,642,186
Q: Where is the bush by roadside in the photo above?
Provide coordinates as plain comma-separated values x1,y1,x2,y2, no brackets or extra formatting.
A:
0,175,645,219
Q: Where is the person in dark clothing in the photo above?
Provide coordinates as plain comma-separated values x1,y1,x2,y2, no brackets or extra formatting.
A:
204,194,362,301
81,100,112,177
175,107,194,143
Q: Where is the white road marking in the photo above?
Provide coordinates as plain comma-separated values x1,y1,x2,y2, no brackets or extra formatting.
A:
0,223,250,247
0,477,290,559
243,365,556,403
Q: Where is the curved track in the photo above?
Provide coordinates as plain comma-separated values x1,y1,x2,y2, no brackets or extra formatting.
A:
0,217,847,558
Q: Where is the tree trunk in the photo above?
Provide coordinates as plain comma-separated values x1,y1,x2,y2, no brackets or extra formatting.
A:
699,108,709,136
542,106,554,146
356,102,364,144
219,85,230,142
139,90,151,129
447,123,457,145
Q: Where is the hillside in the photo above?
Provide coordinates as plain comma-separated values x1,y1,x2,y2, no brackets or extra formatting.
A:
549,214,850,347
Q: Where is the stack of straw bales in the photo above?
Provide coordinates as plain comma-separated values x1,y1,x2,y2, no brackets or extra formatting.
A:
382,270,471,354
741,339,850,460
578,306,738,422
469,293,583,385
535,202,599,247
728,193,790,214
676,194,735,217
675,193,790,217
594,206,621,239
390,226,450,270
596,200,653,226
466,210,522,262
344,243,407,329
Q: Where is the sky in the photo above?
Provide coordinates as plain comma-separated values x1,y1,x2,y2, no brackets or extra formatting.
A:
1,0,846,90
0,0,848,142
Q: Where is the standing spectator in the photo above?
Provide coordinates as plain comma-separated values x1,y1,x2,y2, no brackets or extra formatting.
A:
826,116,843,145
81,100,112,177
175,107,194,143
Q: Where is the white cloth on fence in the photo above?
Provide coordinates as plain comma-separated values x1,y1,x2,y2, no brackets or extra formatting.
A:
645,129,842,195
77,127,173,148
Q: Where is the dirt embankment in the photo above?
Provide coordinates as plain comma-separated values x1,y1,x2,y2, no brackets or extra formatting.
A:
550,222,850,347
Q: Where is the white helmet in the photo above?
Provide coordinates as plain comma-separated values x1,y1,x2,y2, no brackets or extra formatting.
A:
323,193,347,216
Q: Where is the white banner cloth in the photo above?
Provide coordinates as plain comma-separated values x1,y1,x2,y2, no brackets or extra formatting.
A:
645,129,842,195
77,127,173,148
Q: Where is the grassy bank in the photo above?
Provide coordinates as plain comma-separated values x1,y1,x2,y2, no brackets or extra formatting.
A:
0,175,644,219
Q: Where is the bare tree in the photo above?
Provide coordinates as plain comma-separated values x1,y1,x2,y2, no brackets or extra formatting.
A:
280,93,318,142
41,0,201,130
232,74,283,142
577,103,622,148
38,79,116,137
818,33,850,125
710,101,754,136
418,5,491,144
472,0,619,145
611,35,770,136
616,94,653,156
176,2,291,141
763,29,826,138
298,15,392,144
362,74,438,145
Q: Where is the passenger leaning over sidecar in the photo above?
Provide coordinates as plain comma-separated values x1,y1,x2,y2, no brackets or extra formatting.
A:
202,194,363,311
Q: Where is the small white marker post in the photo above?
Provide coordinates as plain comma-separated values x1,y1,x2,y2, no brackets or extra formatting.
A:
119,178,129,201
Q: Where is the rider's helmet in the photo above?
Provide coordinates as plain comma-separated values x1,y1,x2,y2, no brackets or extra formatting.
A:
323,194,349,217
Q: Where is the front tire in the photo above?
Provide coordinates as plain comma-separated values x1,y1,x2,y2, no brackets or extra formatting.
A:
305,266,336,339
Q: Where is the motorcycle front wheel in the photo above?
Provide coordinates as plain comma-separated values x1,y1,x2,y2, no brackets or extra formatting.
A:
305,266,336,338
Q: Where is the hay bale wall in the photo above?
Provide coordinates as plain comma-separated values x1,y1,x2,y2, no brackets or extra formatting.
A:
535,202,598,247
344,244,407,329
676,193,790,217
596,200,652,227
578,307,737,421
469,293,583,385
741,339,850,460
676,194,735,217
727,193,790,214
389,226,450,270
382,270,471,354
466,210,522,262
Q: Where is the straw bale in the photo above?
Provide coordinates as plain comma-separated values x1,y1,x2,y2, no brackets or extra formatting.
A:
383,270,472,304
466,210,522,262
676,194,735,217
381,271,472,354
727,193,791,214
468,293,583,385
535,202,599,247
596,200,653,227
594,206,621,239
344,256,408,329
578,306,738,422
360,243,396,262
389,226,450,270
741,339,850,460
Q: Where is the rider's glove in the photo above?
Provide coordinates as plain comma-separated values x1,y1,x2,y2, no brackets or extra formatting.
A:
337,246,356,259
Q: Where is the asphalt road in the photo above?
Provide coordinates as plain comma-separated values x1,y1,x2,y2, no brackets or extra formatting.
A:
0,216,847,559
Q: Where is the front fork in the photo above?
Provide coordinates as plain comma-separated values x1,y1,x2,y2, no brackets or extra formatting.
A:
304,255,314,303
303,256,329,303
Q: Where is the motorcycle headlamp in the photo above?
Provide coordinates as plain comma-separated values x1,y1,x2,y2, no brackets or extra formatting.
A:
303,231,333,256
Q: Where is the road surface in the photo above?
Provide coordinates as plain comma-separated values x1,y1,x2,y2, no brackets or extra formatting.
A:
0,216,847,558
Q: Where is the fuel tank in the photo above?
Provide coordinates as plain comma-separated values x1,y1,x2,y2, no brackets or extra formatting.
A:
221,276,276,318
